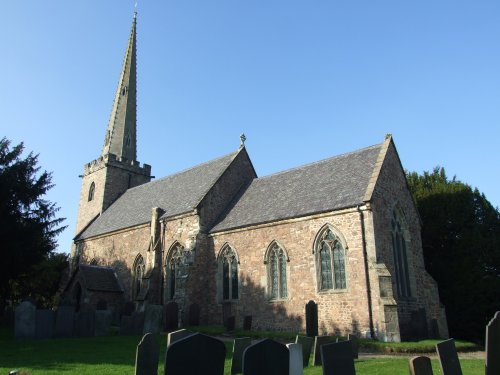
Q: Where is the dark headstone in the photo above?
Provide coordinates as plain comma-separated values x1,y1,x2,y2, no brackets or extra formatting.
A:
188,303,200,326
95,310,112,337
96,299,107,310
486,311,500,375
123,301,136,316
436,338,463,375
225,315,236,332
35,309,55,339
320,340,355,375
347,333,359,359
243,315,252,330
143,305,163,335
55,305,75,338
295,335,314,367
305,300,318,337
409,356,434,375
286,343,304,375
242,338,289,375
313,335,333,366
74,304,95,337
14,301,36,339
164,333,226,375
132,311,145,335
135,333,160,375
231,337,252,374
120,315,134,335
166,328,193,347
164,301,178,331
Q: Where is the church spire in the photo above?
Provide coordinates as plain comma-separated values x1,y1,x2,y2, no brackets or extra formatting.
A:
102,13,138,161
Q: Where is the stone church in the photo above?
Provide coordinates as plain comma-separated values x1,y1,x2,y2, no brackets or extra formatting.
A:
65,14,448,341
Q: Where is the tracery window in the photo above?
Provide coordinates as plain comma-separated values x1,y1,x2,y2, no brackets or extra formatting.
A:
391,208,411,297
132,254,145,300
266,242,288,300
88,182,95,202
316,227,347,291
219,244,239,300
166,243,184,300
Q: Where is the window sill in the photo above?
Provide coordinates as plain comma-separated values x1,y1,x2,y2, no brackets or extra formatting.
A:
317,288,348,295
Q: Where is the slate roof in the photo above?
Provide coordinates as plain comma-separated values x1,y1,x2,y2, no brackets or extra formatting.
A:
78,264,123,292
211,143,383,233
77,151,238,239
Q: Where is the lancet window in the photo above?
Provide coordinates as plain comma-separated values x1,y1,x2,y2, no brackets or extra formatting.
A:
88,182,95,202
316,227,347,291
266,242,288,300
166,243,184,300
132,254,145,300
391,208,412,297
219,245,239,301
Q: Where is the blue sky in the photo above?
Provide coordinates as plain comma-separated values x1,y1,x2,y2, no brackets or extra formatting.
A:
2,1,499,253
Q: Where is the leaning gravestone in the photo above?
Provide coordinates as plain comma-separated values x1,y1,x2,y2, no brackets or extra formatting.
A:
35,309,55,339
74,304,95,337
295,335,314,367
164,301,178,331
167,328,193,347
347,333,359,359
231,337,252,374
320,340,355,375
95,310,112,337
286,343,304,375
242,338,289,375
486,311,500,375
143,305,163,335
305,301,318,337
409,356,434,375
313,335,333,366
436,338,463,375
188,303,200,326
164,333,226,375
55,305,75,338
135,333,160,375
14,301,36,339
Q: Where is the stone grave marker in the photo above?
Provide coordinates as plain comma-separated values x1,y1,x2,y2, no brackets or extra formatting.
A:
132,311,145,335
486,311,500,375
164,333,226,375
295,335,314,367
243,315,252,330
409,356,434,375
14,301,36,339
305,300,318,337
231,337,251,374
320,340,355,375
286,343,304,375
188,303,200,326
242,338,289,375
436,338,463,375
225,315,236,331
135,333,160,375
313,335,333,366
74,304,95,337
55,305,75,338
35,309,55,339
347,333,359,359
95,310,112,337
164,301,178,331
167,328,193,347
143,304,163,335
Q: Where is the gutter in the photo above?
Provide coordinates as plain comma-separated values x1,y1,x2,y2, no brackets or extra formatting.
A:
358,204,375,339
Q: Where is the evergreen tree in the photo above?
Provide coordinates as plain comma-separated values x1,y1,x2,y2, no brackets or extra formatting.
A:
407,167,500,342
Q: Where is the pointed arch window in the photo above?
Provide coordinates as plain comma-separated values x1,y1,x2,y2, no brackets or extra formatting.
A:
391,208,411,298
219,245,239,301
266,242,288,300
316,227,347,291
132,254,145,300
88,182,95,202
165,243,184,300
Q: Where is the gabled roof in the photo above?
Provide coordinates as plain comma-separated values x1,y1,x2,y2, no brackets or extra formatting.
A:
75,264,123,293
211,142,383,233
77,150,239,240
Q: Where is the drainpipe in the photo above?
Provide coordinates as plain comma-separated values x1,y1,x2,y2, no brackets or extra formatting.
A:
358,204,375,339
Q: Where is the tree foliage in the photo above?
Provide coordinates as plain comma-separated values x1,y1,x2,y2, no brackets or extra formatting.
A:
0,137,67,306
407,167,500,342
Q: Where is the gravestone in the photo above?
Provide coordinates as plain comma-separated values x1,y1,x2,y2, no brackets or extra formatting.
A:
135,333,160,375
286,343,304,375
347,333,359,359
243,315,252,330
225,315,236,331
14,301,36,339
188,303,200,326
74,304,95,337
164,333,226,375
242,338,289,375
486,311,500,375
231,337,252,374
35,309,55,339
55,305,75,338
305,301,318,337
320,340,355,375
164,301,178,331
123,301,136,316
132,311,145,335
143,304,163,335
313,335,333,366
409,356,434,375
295,335,314,367
436,338,463,375
167,328,193,347
120,315,134,335
95,310,112,337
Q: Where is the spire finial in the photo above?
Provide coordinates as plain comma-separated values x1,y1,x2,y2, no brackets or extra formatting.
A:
134,0,138,18
240,133,246,147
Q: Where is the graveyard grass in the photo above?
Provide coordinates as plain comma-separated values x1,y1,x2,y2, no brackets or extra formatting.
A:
0,328,484,375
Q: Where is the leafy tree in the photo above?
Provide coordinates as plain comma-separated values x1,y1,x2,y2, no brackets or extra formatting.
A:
407,167,500,343
0,137,66,306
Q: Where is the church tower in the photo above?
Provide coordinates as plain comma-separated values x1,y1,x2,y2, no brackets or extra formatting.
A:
75,13,152,235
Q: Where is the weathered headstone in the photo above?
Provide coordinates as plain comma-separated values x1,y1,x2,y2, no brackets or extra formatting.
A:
14,301,36,339
135,333,160,375
225,315,236,331
286,343,304,375
55,305,75,338
313,335,333,366
164,333,226,375
164,301,178,331
436,338,463,375
320,340,355,375
242,338,289,375
120,315,134,335
243,315,252,330
295,335,314,368
231,337,252,374
486,311,500,375
35,309,55,339
305,301,318,337
143,304,163,335
95,310,112,337
167,328,193,347
188,303,200,326
347,333,359,359
409,356,434,375
74,304,95,337
132,311,145,335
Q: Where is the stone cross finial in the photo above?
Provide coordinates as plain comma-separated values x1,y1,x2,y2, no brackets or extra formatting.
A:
240,133,246,147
